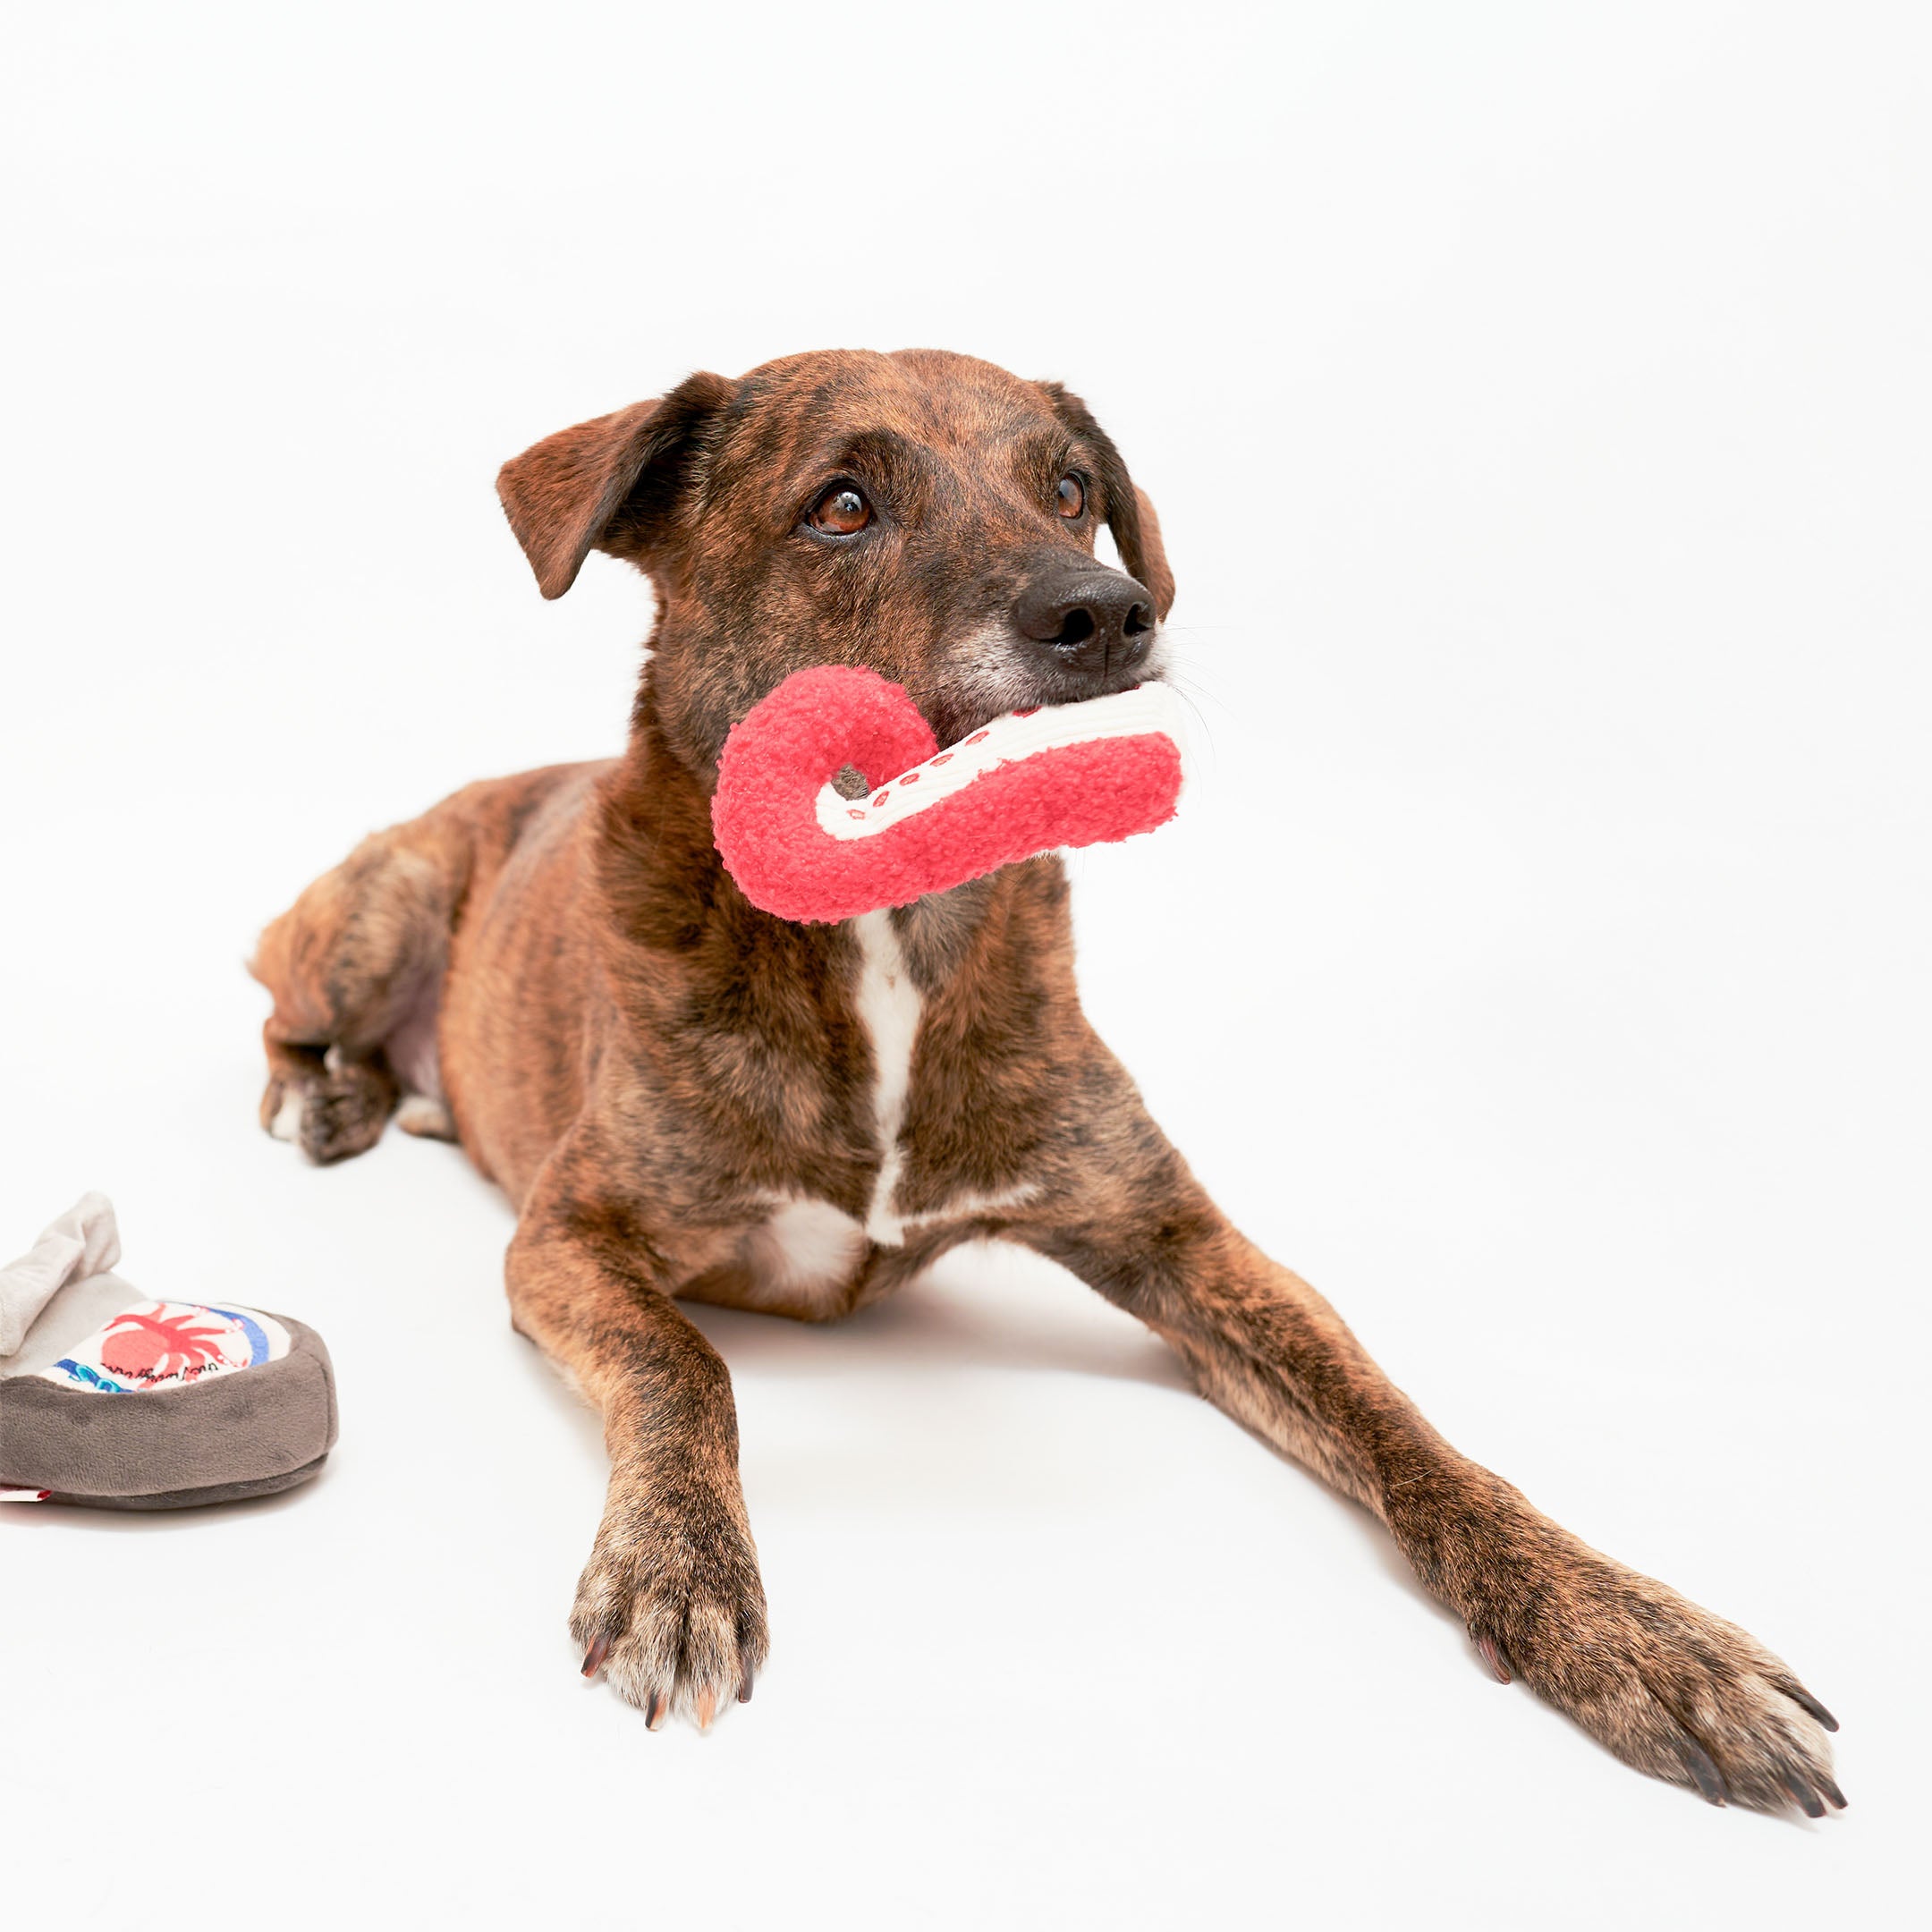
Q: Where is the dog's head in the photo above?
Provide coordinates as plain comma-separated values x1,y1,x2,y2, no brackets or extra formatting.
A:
495,349,1175,774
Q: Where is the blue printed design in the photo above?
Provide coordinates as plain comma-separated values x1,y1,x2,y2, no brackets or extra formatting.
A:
205,1307,272,1367
51,1359,128,1394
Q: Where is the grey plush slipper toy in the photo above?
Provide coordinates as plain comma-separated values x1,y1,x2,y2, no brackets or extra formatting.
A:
0,1195,336,1509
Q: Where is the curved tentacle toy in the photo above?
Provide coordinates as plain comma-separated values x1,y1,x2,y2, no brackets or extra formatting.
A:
711,665,1186,924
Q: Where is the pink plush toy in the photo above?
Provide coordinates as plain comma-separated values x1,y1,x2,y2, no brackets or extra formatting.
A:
712,666,1187,923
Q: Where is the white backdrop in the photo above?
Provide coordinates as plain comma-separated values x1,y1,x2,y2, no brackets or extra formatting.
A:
3,4,1926,1926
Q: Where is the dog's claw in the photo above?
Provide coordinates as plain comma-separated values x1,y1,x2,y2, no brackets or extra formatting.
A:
1818,1774,1849,1811
1473,1632,1512,1684
1784,1769,1826,1818
644,1689,665,1730
581,1633,611,1678
1680,1739,1729,1807
1781,1682,1839,1733
737,1631,757,1703
696,1689,716,1730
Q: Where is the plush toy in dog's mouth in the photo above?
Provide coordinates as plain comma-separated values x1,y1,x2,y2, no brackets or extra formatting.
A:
711,665,1187,924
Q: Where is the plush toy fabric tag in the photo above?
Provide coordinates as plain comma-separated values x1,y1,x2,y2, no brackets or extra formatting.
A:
39,1301,292,1394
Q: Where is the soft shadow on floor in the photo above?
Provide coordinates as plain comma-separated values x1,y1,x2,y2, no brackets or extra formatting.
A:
500,1231,1457,1615
497,1236,1194,1474
496,1229,1470,1647
674,1238,1192,1394
1,1457,336,1534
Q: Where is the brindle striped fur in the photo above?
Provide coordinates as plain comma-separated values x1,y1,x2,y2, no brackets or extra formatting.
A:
250,350,1841,1809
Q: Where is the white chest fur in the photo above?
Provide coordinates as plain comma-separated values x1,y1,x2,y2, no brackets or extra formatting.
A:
739,911,1040,1317
731,915,919,1318
850,909,921,1245
743,1196,871,1300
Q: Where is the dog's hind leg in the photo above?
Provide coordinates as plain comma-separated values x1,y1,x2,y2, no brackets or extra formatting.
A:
250,813,471,1165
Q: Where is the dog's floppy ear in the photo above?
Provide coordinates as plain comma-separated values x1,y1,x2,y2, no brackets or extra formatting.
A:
1037,381,1176,620
496,372,735,599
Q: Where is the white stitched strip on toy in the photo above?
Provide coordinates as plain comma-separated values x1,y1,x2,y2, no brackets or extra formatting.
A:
0,1487,50,1503
813,682,1187,842
38,1301,291,1394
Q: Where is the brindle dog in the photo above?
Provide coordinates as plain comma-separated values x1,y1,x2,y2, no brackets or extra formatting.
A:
251,349,1843,1812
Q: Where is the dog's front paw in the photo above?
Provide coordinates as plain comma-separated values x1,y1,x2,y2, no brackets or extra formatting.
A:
1458,1513,1843,1813
571,1488,769,1729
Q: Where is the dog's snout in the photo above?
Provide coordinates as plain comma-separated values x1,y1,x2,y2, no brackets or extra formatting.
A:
1013,568,1156,681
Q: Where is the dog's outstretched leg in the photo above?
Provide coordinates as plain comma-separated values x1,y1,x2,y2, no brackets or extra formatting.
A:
1013,1049,1843,1815
250,813,470,1165
508,1126,769,1728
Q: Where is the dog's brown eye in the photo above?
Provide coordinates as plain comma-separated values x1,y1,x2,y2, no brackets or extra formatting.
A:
1055,474,1086,519
809,485,871,535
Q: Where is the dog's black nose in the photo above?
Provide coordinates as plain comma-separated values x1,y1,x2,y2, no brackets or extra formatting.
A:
1013,566,1156,681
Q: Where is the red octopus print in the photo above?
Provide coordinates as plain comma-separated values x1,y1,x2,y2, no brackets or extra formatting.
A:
99,1304,233,1385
